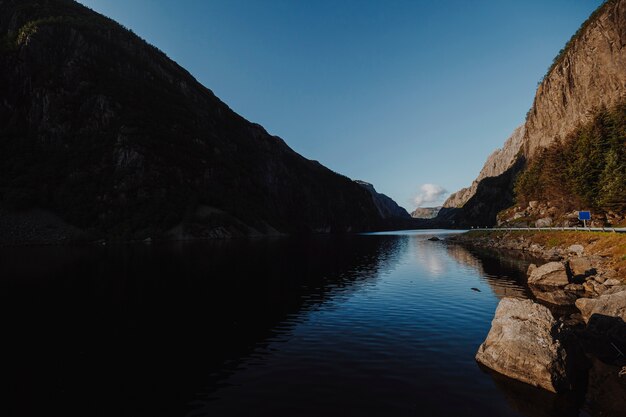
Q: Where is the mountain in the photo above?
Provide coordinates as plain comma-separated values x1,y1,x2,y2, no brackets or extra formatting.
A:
354,181,411,219
0,0,408,243
439,0,626,227
411,206,441,219
523,0,626,158
442,125,525,209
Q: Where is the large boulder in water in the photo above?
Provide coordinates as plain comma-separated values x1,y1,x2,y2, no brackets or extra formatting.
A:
476,298,571,393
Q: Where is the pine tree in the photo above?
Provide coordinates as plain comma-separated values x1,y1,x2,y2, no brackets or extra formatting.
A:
597,149,626,210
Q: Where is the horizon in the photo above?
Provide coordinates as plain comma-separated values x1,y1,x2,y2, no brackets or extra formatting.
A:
79,0,603,212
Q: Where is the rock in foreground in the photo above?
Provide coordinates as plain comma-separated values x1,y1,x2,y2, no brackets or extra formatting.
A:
476,298,570,393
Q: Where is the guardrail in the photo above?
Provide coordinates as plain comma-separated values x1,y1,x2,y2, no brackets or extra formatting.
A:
471,227,626,233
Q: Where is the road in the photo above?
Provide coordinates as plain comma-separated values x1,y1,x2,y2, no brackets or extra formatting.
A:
474,227,626,233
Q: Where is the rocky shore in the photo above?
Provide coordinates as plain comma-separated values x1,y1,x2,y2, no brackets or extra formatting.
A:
449,230,626,414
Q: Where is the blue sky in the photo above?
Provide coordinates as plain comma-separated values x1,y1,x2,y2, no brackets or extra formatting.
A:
79,0,603,211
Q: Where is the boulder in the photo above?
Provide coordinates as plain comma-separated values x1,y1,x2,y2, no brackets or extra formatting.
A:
605,285,626,295
512,212,525,220
529,201,539,209
531,287,577,306
528,262,569,287
600,269,618,280
604,278,622,287
567,244,584,256
583,281,596,294
568,257,594,278
476,298,571,393
565,283,584,292
535,217,553,228
575,289,626,323
592,282,608,295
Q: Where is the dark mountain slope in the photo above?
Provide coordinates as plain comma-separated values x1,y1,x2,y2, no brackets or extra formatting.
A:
354,180,411,219
0,0,400,242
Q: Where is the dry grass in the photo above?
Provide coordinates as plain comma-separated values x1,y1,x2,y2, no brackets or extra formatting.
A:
465,230,626,275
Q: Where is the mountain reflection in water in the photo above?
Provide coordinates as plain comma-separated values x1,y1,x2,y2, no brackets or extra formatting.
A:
3,230,589,417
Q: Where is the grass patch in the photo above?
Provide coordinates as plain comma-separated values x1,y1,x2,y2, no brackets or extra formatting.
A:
463,230,626,275
546,237,561,248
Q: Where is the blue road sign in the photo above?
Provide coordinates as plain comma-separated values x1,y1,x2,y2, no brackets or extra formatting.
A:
578,211,591,220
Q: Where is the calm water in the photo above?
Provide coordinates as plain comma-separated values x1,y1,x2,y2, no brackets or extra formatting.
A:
4,230,587,417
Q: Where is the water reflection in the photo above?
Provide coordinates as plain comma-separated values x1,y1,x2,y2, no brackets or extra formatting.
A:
483,367,586,417
444,244,535,300
2,231,588,417
5,236,407,417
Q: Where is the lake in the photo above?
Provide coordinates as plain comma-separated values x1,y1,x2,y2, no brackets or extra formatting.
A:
4,230,588,416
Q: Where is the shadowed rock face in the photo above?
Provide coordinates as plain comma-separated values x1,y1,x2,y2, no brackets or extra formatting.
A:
0,0,396,242
436,157,525,227
585,357,626,417
354,180,411,220
442,125,525,209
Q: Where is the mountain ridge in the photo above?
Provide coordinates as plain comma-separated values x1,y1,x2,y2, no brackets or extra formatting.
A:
0,0,415,243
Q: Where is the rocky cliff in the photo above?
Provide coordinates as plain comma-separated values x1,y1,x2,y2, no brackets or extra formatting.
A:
523,0,626,158
410,206,441,219
440,0,626,227
0,0,402,243
442,125,524,209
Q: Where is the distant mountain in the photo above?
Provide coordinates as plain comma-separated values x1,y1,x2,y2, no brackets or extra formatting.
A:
411,207,441,219
354,181,411,219
0,0,406,243
438,0,626,227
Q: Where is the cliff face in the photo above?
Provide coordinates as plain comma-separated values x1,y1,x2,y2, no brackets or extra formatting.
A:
524,0,626,157
0,0,391,242
440,0,626,227
438,157,525,227
442,125,524,209
442,188,470,210
410,206,441,219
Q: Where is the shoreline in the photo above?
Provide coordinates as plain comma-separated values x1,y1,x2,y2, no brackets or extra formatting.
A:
448,230,626,412
449,229,626,278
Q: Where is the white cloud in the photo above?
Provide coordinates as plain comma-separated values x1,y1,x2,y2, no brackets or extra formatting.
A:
413,184,448,208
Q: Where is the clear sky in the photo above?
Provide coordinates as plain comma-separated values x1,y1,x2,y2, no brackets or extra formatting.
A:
79,0,603,211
